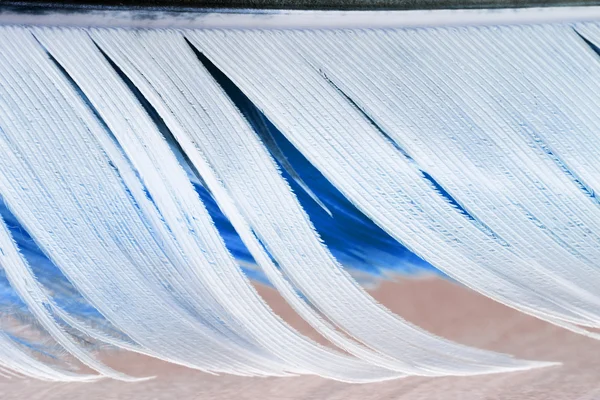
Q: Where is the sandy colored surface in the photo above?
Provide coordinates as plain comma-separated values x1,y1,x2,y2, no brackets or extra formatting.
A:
1,277,599,399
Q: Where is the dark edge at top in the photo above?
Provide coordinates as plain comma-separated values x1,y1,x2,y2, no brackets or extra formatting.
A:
1,0,598,12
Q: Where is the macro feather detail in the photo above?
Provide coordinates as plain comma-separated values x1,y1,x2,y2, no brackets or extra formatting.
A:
0,16,599,382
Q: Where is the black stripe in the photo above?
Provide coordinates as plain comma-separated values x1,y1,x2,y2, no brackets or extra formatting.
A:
1,0,597,12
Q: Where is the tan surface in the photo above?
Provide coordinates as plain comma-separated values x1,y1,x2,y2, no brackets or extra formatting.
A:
1,277,599,399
